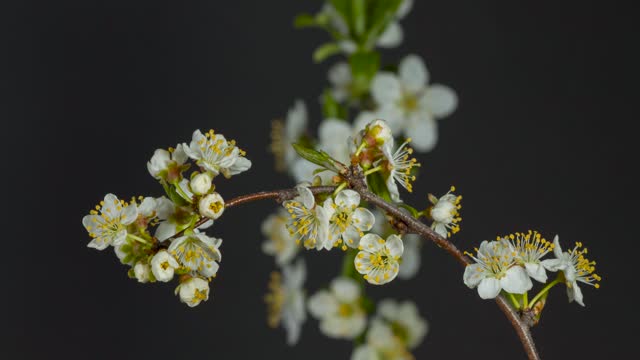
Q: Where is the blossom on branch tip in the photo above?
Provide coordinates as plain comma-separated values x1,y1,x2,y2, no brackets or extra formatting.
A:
198,192,225,220
133,262,151,283
371,54,457,152
190,172,213,195
83,194,138,250
176,277,210,307
262,210,299,266
151,250,180,282
428,186,462,238
324,189,375,249
308,277,367,339
283,185,330,250
183,129,252,178
265,259,307,345
355,234,404,285
147,144,189,183
169,232,222,279
542,236,601,306
463,239,533,299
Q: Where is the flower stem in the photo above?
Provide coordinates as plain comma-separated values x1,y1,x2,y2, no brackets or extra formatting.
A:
363,165,383,176
529,277,561,309
523,291,529,309
333,181,348,196
354,141,366,156
507,292,521,310
127,233,149,244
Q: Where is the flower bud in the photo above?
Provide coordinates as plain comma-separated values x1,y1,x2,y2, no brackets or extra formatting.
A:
364,119,393,147
430,198,457,224
190,172,213,195
133,262,151,283
151,250,179,282
199,192,225,220
176,277,210,307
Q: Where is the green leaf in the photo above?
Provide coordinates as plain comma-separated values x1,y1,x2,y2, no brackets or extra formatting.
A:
352,0,366,37
329,0,351,31
294,13,318,28
366,172,392,202
292,143,345,174
398,203,421,218
364,0,403,48
313,42,341,63
349,51,380,96
162,182,189,207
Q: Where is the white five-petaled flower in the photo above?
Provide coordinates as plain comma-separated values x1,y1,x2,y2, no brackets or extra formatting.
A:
308,277,367,339
463,239,533,299
283,185,330,250
371,54,458,152
376,299,428,349
371,210,421,280
83,194,138,250
168,232,222,279
265,259,307,345
379,139,420,202
150,250,180,282
175,277,210,307
271,100,308,172
324,190,375,249
506,231,556,283
183,129,252,178
428,186,462,238
133,262,151,283
541,236,601,306
147,144,189,183
355,234,404,285
261,210,299,266
198,192,225,220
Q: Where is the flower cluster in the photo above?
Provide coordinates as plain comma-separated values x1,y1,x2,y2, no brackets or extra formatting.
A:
464,231,600,309
83,129,251,307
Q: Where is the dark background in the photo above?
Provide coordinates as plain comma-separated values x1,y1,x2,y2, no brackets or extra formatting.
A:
3,0,637,359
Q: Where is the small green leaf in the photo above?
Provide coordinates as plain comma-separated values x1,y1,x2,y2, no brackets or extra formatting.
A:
292,143,344,174
352,0,366,38
329,0,351,31
294,13,318,28
321,89,348,119
162,182,189,207
313,42,341,63
398,203,421,218
366,172,392,202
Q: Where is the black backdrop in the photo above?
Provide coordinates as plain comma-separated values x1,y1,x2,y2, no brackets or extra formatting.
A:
3,1,638,359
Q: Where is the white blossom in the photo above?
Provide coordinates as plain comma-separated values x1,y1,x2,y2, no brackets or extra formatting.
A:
83,194,138,250
261,210,299,266
176,277,210,307
151,250,180,282
190,172,213,195
376,299,428,349
506,231,556,283
379,140,420,202
324,190,375,249
169,232,222,278
351,345,380,360
371,54,457,152
370,209,421,280
463,239,533,299
198,192,225,220
428,186,462,238
328,62,352,102
364,319,414,360
355,234,404,285
541,236,601,306
183,129,251,178
147,144,188,182
133,262,151,283
308,277,367,339
283,185,330,250
265,259,307,345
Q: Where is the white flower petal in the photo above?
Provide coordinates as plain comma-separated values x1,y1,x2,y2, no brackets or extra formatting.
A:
308,291,338,318
477,278,501,299
552,235,564,258
352,208,375,231
397,0,414,19
501,266,533,294
399,54,428,94
463,263,485,288
371,73,403,106
568,282,585,306
385,234,404,258
359,233,385,252
525,263,548,283
297,185,315,209
421,84,458,118
405,113,437,152
377,21,403,48
331,277,360,303
335,189,361,208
